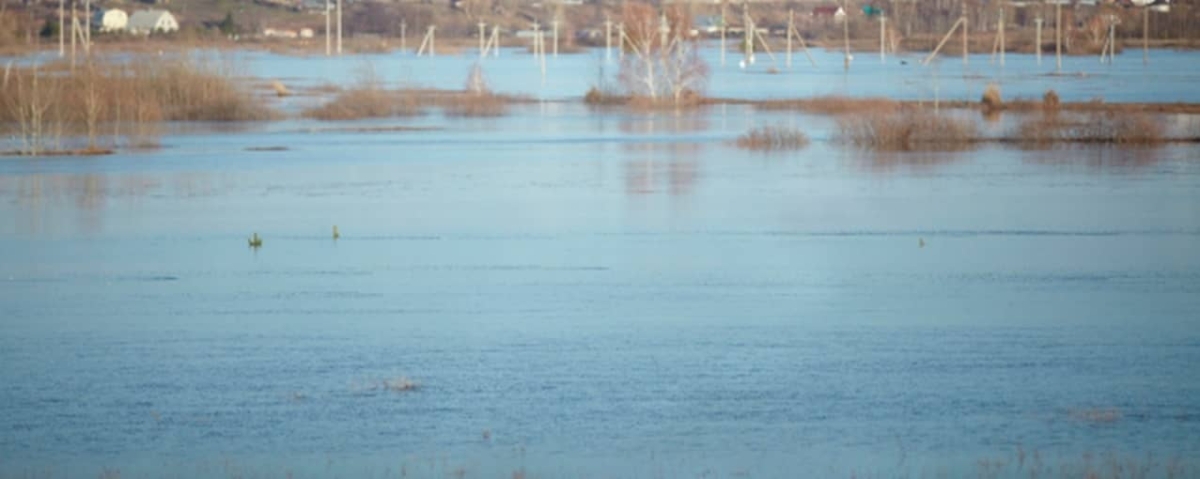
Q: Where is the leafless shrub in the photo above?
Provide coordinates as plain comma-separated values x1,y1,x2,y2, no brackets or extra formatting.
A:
835,111,979,151
616,2,709,108
1013,112,1164,145
735,125,810,150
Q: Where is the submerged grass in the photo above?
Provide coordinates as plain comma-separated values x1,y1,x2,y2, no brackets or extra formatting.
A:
735,126,810,151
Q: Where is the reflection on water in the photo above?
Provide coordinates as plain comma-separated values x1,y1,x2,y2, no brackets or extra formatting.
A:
624,158,699,197
1,172,227,237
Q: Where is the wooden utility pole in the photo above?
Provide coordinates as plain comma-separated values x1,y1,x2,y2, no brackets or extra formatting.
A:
880,11,886,64
1035,17,1043,65
605,17,612,62
1142,7,1149,65
922,17,965,65
719,3,726,67
478,22,486,58
59,0,64,57
842,0,850,70
552,19,558,57
70,0,76,68
998,6,1004,66
336,0,342,55
84,0,91,53
1055,1,1062,73
961,4,968,65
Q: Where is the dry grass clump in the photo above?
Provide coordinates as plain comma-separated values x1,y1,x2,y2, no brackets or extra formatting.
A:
1014,112,1164,145
735,125,810,150
441,93,509,118
835,111,979,151
1043,89,1061,112
756,96,899,114
981,83,1003,113
583,86,629,107
301,70,422,121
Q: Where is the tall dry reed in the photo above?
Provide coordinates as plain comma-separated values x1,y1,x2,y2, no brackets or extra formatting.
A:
1,56,274,154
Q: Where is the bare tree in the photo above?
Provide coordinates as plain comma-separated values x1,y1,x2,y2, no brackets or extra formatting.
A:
617,2,708,106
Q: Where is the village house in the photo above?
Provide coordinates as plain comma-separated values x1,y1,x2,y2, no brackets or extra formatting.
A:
812,5,847,22
92,8,129,33
127,9,180,35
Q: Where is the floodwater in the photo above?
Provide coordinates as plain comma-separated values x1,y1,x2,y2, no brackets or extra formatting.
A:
234,46,1200,103
2,50,1200,478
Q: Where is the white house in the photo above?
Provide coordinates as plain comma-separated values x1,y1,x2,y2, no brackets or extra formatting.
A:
93,8,129,33
127,10,179,34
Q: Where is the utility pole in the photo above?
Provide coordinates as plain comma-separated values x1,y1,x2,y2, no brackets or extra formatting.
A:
336,0,342,55
70,0,76,68
719,3,726,67
787,9,793,69
84,0,91,54
1142,7,1148,65
552,19,558,57
324,0,330,56
605,17,612,62
478,21,486,58
1035,17,1043,65
1055,0,1062,73
880,11,886,64
400,20,406,54
59,0,64,57
961,2,968,66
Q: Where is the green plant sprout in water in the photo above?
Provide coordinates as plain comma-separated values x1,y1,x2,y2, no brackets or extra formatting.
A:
248,233,263,248
332,225,340,240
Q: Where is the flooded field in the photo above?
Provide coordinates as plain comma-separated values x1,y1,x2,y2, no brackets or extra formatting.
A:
2,49,1200,478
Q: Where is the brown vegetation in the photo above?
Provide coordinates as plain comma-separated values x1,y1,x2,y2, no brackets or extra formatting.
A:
1043,89,1061,113
1013,111,1165,145
735,126,810,151
835,111,980,151
1,57,273,155
301,69,422,120
981,84,1002,114
440,93,509,118
754,96,900,115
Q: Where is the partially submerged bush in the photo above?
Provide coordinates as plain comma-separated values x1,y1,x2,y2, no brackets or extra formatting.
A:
736,125,810,150
1043,89,1061,112
441,93,509,118
981,83,1003,113
835,111,979,151
1014,112,1164,145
